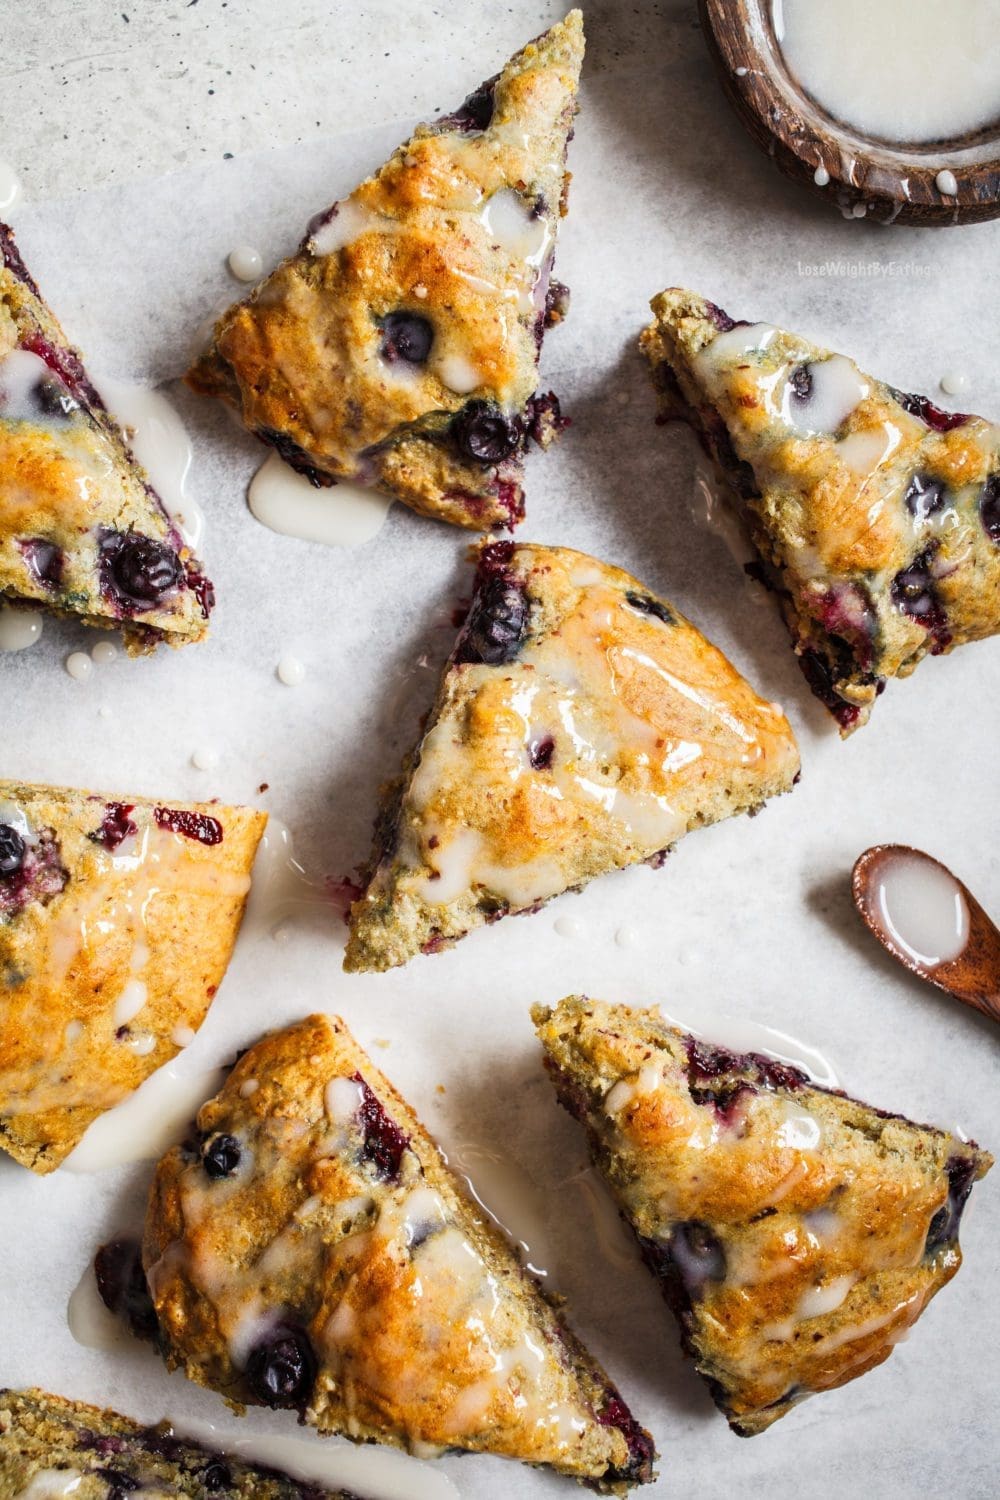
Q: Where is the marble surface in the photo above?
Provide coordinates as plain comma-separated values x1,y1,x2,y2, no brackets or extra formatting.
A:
1,4,999,1499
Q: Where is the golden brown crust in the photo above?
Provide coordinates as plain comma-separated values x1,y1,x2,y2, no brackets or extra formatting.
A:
187,14,584,530
345,541,800,971
0,779,266,1172
534,996,993,1435
641,287,1000,732
143,1014,654,1491
0,229,212,651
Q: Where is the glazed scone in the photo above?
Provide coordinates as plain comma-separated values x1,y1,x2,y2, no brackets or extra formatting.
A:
143,1014,655,1492
345,541,800,971
0,222,213,652
187,14,584,530
534,996,993,1436
0,1387,355,1498
0,780,266,1173
641,288,1000,732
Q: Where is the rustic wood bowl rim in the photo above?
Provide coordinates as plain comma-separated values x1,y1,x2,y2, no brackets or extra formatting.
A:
700,0,1000,226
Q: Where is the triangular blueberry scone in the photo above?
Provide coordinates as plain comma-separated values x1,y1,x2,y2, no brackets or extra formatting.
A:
0,1388,357,1499
345,541,799,971
0,779,266,1173
186,14,584,530
534,996,993,1436
641,288,1000,733
0,223,214,651
142,1014,655,1491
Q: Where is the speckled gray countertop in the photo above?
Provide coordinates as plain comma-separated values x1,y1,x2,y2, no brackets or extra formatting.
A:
1,0,675,198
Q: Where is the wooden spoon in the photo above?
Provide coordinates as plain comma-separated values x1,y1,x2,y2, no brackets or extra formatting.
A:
699,0,1000,225
852,845,1000,1026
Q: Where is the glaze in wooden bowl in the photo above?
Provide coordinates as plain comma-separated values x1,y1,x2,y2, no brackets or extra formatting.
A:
699,0,1000,225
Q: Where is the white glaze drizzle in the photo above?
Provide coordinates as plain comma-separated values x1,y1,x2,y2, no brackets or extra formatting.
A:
0,159,22,212
62,1064,225,1172
95,375,205,551
248,451,392,548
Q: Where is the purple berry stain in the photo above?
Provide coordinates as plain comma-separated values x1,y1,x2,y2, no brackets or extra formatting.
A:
354,1071,409,1179
154,807,224,845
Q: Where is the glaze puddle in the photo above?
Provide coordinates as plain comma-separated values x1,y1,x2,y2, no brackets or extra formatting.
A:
774,0,1000,145
62,1064,224,1172
244,816,333,940
872,849,970,967
248,451,392,547
443,1141,555,1278
174,1419,461,1500
96,375,205,550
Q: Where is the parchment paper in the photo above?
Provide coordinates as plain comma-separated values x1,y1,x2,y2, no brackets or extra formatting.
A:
2,19,999,1499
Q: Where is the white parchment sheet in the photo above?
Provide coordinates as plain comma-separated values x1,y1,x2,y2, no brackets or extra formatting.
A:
2,16,999,1499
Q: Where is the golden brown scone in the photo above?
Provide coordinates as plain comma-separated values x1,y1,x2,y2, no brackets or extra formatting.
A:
187,14,584,531
345,541,800,972
0,1386,354,1498
534,996,993,1436
0,223,213,652
0,779,265,1172
142,1014,655,1492
641,288,1000,733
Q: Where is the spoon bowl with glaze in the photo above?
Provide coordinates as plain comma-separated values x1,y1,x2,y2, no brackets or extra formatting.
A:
852,845,1000,1026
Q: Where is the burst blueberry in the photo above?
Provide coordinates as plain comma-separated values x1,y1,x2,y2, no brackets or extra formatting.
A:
455,572,528,665
451,400,523,464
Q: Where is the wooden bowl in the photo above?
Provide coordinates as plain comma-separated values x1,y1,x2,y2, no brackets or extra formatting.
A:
699,0,1000,226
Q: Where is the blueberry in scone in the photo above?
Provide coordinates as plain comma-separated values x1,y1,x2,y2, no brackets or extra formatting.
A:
0,1386,356,1497
186,13,584,531
534,996,993,1436
0,222,214,651
641,288,1000,733
344,541,800,972
0,779,266,1173
142,1014,655,1492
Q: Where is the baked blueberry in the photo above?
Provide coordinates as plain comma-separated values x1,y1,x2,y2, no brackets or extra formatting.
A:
0,823,26,877
354,1073,409,1179
94,1237,159,1342
625,590,674,625
788,363,812,402
19,537,63,588
980,473,1000,543
670,1221,726,1294
246,1328,317,1409
379,311,433,364
455,570,528,665
154,806,224,845
88,802,138,851
102,532,183,606
451,399,524,464
904,472,947,521
202,1133,242,1178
